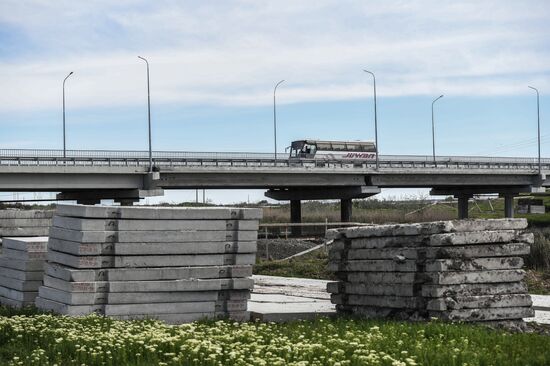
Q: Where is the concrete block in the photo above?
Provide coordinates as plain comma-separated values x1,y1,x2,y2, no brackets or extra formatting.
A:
429,306,535,322
0,219,51,227
425,269,526,285
327,281,415,297
424,243,531,259
47,250,256,268
327,221,454,239
426,294,532,311
328,260,417,273
0,257,44,271
47,238,257,256
53,216,259,232
55,204,262,220
0,276,42,292
0,267,44,281
422,282,528,298
44,262,252,282
0,285,37,301
35,296,104,315
345,272,418,284
108,278,254,293
429,230,527,246
425,257,524,272
2,248,47,261
0,210,53,219
49,227,257,243
2,237,49,252
331,294,422,309
0,227,50,237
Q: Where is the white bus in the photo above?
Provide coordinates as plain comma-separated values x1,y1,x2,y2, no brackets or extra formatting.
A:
288,140,377,161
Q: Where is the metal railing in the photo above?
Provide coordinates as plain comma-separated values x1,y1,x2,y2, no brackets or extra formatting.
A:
0,148,548,171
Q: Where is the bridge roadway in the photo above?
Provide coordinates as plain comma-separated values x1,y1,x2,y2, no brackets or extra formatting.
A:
0,149,548,224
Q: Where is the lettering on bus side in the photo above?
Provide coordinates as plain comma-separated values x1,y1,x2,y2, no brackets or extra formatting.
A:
342,153,376,159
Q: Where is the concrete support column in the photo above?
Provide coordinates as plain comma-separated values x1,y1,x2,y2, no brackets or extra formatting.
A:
341,198,352,222
457,195,470,219
290,200,302,236
504,195,514,218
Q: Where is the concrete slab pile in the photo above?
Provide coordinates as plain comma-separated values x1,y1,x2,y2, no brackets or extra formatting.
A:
36,205,262,323
327,219,534,323
0,210,53,245
0,237,49,307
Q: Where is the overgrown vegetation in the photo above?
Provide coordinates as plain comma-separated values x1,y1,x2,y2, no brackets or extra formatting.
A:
254,250,336,280
1,308,550,366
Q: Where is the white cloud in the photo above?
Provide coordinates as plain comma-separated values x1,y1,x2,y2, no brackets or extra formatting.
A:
0,0,548,112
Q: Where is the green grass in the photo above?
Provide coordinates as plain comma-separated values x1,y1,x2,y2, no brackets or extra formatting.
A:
254,250,336,280
0,308,549,366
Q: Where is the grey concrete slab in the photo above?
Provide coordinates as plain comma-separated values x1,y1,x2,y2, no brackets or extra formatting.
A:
0,228,50,237
330,247,419,260
424,243,531,259
49,227,257,243
215,300,247,312
327,221,454,239
53,216,259,232
449,218,528,232
429,306,535,321
331,294,422,309
342,236,427,250
0,295,34,308
108,278,254,293
104,301,216,315
0,267,44,281
531,294,550,311
426,294,532,311
422,282,528,298
525,310,550,324
327,281,415,297
0,219,51,227
44,262,252,282
0,257,44,271
0,276,42,291
0,285,37,301
111,311,250,324
2,248,47,261
425,257,524,272
47,250,256,268
48,237,256,256
0,210,54,219
425,269,526,285
35,296,105,315
344,272,418,284
429,231,532,246
248,301,335,322
43,275,109,293
328,260,417,273
2,237,49,252
56,204,262,220
39,286,108,305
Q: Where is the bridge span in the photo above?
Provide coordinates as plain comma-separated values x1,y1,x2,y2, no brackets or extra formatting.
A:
0,148,548,223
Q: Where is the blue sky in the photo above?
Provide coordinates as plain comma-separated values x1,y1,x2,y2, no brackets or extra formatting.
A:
0,1,549,204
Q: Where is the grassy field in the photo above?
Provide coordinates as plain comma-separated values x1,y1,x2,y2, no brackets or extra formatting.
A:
1,308,550,366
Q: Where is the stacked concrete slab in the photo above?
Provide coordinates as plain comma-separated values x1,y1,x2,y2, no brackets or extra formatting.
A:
327,219,534,322
0,210,53,246
0,237,49,307
36,204,261,323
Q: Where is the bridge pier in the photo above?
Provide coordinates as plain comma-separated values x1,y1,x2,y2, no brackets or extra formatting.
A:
503,194,514,218
341,199,352,222
290,200,302,236
457,195,471,219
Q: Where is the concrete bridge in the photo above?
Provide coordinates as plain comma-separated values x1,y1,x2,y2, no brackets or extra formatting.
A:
0,149,548,223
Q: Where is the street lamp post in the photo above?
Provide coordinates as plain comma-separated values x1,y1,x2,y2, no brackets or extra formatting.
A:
363,70,379,170
528,86,541,174
138,56,153,173
273,80,285,162
62,71,73,159
431,95,444,167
